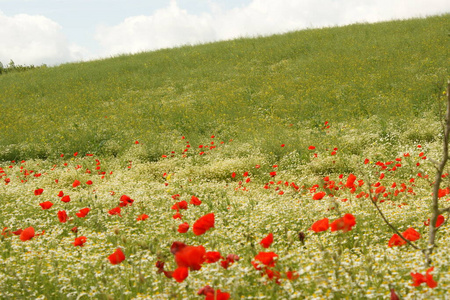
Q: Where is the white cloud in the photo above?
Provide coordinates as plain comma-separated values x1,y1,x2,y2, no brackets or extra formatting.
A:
0,11,88,66
95,0,216,57
95,0,450,58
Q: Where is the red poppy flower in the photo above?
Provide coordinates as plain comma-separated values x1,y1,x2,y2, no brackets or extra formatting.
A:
39,201,53,210
260,233,274,248
13,229,23,235
403,227,420,241
330,214,356,232
172,266,189,283
76,207,90,218
411,267,437,288
175,245,206,270
171,200,188,211
170,241,187,255
20,226,35,241
57,191,64,197
308,145,315,150
136,214,149,221
108,248,125,265
270,171,277,177
109,207,121,216
58,210,68,223
172,212,182,219
178,222,189,233
231,172,236,178
198,286,215,296
204,251,223,263
61,195,71,203
34,188,44,196
424,215,445,227
313,191,326,200
72,180,80,188
310,218,329,232
73,236,87,247
86,180,93,185
205,290,230,300
252,252,278,270
190,196,202,206
286,271,299,280
193,213,215,235
388,234,407,247
119,195,134,207
390,289,399,300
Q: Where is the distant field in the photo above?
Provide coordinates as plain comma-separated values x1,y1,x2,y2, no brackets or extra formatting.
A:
0,14,449,300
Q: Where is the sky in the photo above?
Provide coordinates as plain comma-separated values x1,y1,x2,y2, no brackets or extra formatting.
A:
0,0,449,66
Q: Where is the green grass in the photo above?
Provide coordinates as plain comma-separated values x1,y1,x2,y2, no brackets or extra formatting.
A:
0,14,448,161
0,14,449,300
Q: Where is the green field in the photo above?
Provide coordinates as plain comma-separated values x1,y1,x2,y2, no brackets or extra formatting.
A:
0,14,449,299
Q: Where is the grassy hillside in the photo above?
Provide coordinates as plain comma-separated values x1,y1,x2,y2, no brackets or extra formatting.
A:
0,14,448,162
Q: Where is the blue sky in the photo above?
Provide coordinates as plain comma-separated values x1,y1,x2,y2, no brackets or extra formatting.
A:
0,0,448,66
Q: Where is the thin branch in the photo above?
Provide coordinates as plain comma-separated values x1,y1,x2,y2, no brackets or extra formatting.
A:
366,179,420,250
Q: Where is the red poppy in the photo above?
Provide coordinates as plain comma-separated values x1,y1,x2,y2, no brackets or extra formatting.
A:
76,207,90,218
270,171,277,177
61,195,71,203
34,188,44,196
175,245,206,270
86,180,93,185
424,215,445,227
375,186,386,194
172,212,182,219
39,201,53,210
178,222,189,233
172,266,189,283
193,213,215,235
57,191,64,197
204,251,223,263
198,286,215,296
73,236,87,247
72,180,81,188
119,195,134,207
330,214,356,232
190,196,202,206
252,252,278,270
411,267,437,288
390,289,399,300
13,229,23,235
286,271,300,280
260,233,274,248
170,241,187,255
403,227,420,241
205,290,230,300
108,248,125,265
313,191,326,200
20,226,35,241
308,146,315,150
388,234,407,247
310,218,329,232
171,200,188,211
136,214,149,221
109,207,121,216
58,210,68,223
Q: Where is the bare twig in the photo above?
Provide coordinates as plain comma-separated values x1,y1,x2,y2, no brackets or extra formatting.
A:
366,179,420,250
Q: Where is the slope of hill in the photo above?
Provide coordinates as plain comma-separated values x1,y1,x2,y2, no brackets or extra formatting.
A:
0,14,448,161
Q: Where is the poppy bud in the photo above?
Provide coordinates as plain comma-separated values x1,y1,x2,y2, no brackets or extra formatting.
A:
298,232,306,244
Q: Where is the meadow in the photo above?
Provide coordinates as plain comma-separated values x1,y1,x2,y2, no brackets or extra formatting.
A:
0,13,449,299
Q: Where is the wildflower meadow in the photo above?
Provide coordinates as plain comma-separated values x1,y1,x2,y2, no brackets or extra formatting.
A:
0,14,449,299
